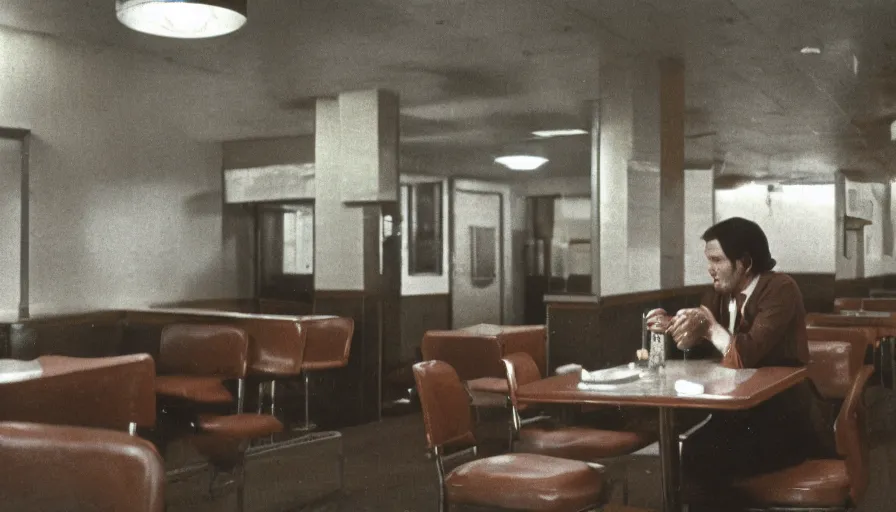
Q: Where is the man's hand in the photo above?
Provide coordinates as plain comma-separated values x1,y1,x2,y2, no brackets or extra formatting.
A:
668,306,715,350
645,308,673,332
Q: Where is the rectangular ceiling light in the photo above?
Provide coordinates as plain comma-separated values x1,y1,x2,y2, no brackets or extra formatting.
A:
532,129,588,138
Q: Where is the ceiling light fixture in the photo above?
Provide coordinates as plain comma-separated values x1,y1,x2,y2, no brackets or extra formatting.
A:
116,0,248,39
800,46,821,55
531,129,588,138
494,155,549,171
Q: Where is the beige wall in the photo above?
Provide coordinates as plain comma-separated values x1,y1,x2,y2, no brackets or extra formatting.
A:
716,184,835,274
684,170,714,286
0,27,243,314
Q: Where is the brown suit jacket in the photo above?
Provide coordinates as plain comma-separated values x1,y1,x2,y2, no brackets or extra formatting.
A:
701,271,809,369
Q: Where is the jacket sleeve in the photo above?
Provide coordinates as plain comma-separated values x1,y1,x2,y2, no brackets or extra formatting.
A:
722,277,800,369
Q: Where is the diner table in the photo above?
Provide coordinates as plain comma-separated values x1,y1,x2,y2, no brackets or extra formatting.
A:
515,359,807,512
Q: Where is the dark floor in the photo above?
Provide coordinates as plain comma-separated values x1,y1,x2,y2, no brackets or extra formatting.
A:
293,385,896,512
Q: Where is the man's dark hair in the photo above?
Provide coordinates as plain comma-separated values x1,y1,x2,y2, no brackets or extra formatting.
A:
702,217,776,273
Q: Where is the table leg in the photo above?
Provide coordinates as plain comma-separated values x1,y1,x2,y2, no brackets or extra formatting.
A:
658,407,681,512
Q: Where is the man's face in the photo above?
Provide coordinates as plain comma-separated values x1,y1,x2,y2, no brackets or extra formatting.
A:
704,239,746,294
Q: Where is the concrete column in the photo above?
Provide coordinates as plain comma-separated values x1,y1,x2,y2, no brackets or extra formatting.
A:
659,58,686,289
598,64,633,296
599,59,662,294
589,100,601,297
314,97,366,291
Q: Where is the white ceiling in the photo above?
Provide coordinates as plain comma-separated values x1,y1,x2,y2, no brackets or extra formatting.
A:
4,0,896,182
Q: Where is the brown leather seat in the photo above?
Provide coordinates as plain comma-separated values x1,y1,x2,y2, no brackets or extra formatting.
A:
0,421,165,512
446,453,605,512
297,316,354,430
0,353,156,432
154,375,234,403
413,360,605,512
728,365,873,509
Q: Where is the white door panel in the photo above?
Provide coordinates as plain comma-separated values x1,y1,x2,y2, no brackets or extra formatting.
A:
452,190,501,328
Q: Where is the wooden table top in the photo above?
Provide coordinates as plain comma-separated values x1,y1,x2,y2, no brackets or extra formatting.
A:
516,360,807,411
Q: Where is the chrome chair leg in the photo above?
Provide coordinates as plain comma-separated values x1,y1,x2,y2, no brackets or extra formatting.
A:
304,372,313,430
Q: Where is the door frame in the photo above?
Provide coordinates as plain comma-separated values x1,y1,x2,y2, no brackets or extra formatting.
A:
451,182,506,326
0,128,31,318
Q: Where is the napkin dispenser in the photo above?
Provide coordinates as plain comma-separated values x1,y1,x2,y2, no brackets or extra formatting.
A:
642,310,668,371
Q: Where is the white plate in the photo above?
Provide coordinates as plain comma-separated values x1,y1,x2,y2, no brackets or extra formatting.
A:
581,367,641,385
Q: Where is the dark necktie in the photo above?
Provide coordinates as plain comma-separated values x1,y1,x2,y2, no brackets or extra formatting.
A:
734,293,747,334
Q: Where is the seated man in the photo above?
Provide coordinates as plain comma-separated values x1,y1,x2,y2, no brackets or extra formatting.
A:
648,217,831,502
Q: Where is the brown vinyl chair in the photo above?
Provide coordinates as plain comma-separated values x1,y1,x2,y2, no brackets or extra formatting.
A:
413,360,606,512
503,352,655,504
296,316,354,430
422,329,508,408
422,325,547,408
156,323,284,512
0,353,156,434
726,365,874,511
807,339,865,401
0,421,165,512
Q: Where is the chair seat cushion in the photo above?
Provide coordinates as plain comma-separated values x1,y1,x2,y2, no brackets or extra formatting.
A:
197,414,284,439
154,376,233,404
466,377,508,394
730,459,850,508
517,425,655,460
445,453,603,512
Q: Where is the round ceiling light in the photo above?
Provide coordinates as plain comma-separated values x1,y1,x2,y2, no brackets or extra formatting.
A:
494,155,549,171
116,0,248,39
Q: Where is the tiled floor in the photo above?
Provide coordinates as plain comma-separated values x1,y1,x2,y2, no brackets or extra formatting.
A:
296,387,896,512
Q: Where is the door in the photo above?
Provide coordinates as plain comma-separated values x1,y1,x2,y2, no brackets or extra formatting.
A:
0,138,20,316
452,189,502,328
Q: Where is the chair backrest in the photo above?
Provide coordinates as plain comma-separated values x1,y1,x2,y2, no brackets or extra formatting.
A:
159,323,249,379
834,365,874,504
0,421,165,512
237,318,306,377
421,330,504,381
412,360,476,452
501,352,543,409
807,340,860,400
301,316,354,369
0,354,156,430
